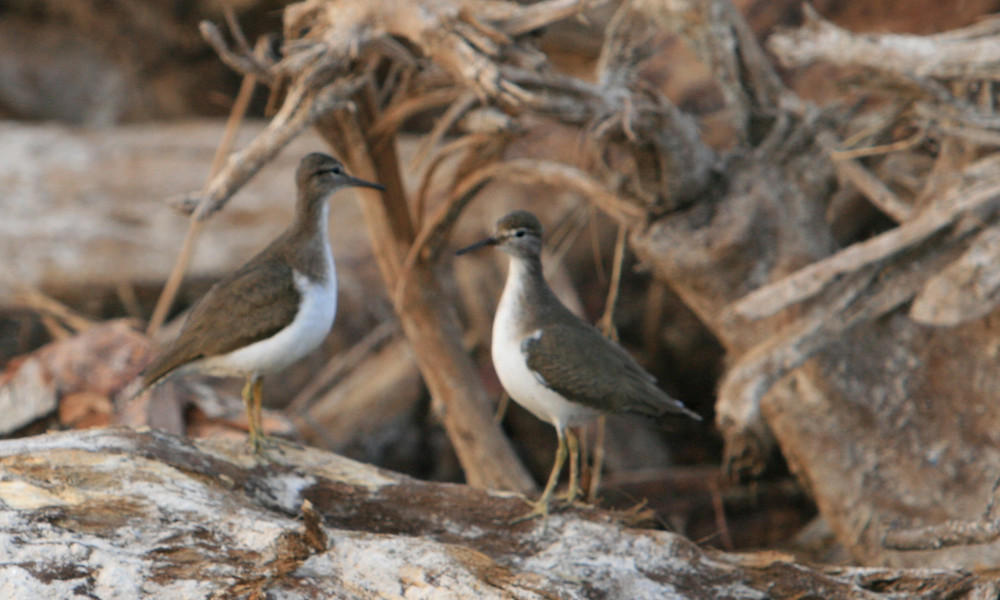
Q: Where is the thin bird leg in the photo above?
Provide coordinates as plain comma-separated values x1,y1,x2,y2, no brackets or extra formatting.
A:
244,375,267,455
587,416,606,502
561,428,581,505
252,375,265,444
241,377,257,450
514,426,568,523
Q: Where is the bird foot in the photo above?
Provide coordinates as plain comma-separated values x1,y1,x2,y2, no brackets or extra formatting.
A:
510,495,564,525
510,504,549,525
556,488,582,506
246,433,282,461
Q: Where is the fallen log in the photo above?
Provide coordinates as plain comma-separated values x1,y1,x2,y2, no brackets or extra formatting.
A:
0,427,993,598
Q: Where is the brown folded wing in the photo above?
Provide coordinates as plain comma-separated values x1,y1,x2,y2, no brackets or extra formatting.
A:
142,256,300,387
523,323,700,420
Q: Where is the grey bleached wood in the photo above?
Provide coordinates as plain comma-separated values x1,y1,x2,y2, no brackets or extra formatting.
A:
0,120,366,291
909,225,1000,326
769,6,1000,80
0,427,995,599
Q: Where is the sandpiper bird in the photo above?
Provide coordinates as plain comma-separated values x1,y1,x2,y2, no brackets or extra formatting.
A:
142,152,385,454
458,210,700,519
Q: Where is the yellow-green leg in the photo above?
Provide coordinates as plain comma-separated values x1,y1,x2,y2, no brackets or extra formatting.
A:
514,426,568,523
562,428,581,505
242,375,268,455
587,416,606,502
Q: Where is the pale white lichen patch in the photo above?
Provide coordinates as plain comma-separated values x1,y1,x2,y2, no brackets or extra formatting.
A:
0,565,84,600
257,472,317,513
0,481,73,510
517,518,766,600
275,443,400,490
195,436,399,491
298,531,554,600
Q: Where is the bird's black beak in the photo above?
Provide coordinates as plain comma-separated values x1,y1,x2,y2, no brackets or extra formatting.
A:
346,175,386,191
456,236,498,255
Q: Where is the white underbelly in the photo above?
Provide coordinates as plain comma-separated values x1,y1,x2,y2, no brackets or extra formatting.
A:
492,322,597,431
199,268,337,376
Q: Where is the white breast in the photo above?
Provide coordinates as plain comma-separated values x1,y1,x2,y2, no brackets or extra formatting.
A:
491,261,598,431
199,263,337,377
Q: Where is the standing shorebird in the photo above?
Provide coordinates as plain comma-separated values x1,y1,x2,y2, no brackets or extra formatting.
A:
458,210,700,520
142,152,385,454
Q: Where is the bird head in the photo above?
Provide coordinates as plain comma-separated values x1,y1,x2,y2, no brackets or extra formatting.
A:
296,152,386,200
456,210,544,259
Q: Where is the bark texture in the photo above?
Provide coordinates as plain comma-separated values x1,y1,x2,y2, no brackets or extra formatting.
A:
12,0,1000,574
0,428,995,599
184,0,1000,565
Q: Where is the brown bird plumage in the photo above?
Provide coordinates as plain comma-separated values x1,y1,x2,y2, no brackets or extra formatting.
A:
458,210,699,520
142,153,385,454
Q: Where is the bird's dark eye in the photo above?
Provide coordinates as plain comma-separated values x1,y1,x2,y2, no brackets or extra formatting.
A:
514,229,526,238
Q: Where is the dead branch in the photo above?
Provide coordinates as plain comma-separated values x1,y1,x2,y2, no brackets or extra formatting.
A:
885,478,1000,550
10,288,95,334
410,92,478,169
173,77,362,219
885,519,1000,551
285,320,398,415
200,20,276,82
769,5,1000,80
414,133,498,229
909,225,1000,326
147,69,259,336
4,427,995,599
832,156,912,222
723,163,1000,324
617,0,785,138
716,217,980,480
315,91,536,493
370,88,463,140
822,131,914,222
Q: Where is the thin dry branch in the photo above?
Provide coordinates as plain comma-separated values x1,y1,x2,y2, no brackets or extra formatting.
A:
285,320,398,415
885,519,1000,551
410,92,479,169
832,157,913,222
596,223,627,339
200,21,276,83
10,289,95,334
370,88,463,140
718,219,981,480
723,167,1000,324
769,5,1000,80
172,77,362,219
414,133,497,229
314,91,535,494
909,224,1000,326
624,0,785,137
147,71,258,336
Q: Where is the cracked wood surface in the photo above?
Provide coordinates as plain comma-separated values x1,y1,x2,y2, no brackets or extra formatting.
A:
0,427,996,599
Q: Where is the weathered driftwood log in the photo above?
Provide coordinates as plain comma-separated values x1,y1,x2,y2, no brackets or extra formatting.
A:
0,120,370,293
39,0,1000,567
0,427,994,599
687,6,1000,567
